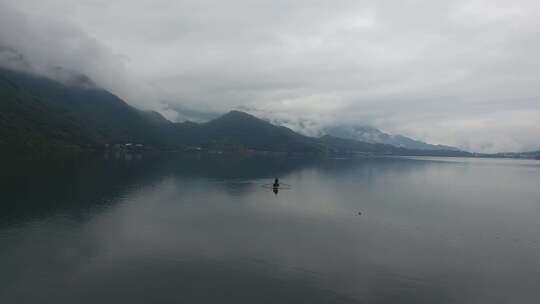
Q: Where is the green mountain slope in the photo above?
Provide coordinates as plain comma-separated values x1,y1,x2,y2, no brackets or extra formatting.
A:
0,73,97,153
0,68,179,152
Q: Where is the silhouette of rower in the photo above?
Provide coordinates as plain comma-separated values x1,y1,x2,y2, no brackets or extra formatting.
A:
272,178,280,195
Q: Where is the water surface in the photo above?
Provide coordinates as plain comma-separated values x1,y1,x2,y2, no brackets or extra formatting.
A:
1,156,540,303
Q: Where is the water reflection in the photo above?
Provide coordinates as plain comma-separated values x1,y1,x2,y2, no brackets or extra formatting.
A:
1,155,540,303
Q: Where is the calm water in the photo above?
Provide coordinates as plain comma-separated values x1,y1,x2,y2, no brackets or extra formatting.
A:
1,155,540,303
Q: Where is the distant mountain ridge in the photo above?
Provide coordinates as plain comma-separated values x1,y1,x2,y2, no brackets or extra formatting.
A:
323,125,460,151
492,150,540,159
175,104,461,152
174,107,460,152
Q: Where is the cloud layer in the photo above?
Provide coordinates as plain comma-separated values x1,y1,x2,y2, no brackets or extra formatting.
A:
1,0,540,152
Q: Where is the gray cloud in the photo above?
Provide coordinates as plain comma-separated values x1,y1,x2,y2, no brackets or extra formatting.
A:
1,0,540,152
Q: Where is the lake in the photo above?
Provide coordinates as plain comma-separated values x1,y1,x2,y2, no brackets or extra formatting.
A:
1,155,540,303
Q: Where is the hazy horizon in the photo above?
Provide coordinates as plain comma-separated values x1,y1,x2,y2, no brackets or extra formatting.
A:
1,0,540,153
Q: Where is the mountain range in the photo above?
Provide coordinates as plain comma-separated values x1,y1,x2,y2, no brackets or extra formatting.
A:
0,66,469,157
173,106,461,151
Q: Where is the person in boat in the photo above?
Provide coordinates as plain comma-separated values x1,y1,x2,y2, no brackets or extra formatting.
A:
273,178,280,188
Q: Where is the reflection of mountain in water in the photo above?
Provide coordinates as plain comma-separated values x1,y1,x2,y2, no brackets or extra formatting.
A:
0,155,317,225
0,155,440,226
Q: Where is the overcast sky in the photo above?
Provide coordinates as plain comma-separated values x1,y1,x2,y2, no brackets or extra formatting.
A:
1,0,540,152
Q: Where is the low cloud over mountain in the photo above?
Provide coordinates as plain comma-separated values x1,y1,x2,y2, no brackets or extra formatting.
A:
1,0,540,153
